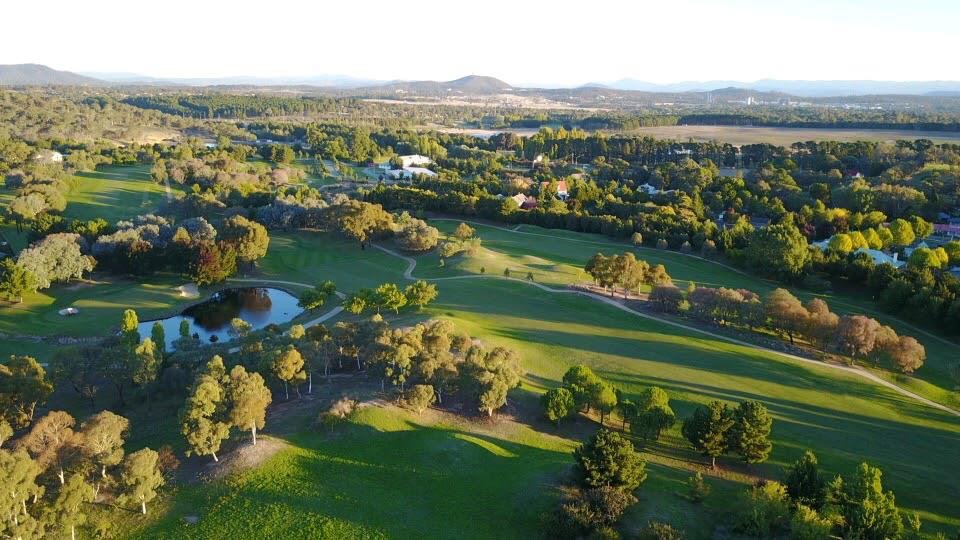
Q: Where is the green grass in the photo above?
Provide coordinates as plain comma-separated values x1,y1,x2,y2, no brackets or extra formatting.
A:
8,216,959,537
133,406,574,539
0,276,191,340
258,231,409,291
126,275,960,537
66,164,171,223
418,220,960,409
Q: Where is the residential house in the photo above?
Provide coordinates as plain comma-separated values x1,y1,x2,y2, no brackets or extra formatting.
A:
540,180,568,200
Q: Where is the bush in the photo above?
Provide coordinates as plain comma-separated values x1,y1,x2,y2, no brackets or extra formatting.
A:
656,238,669,250
317,396,359,430
649,285,683,313
789,504,833,540
686,472,711,503
547,487,635,539
637,521,685,540
732,481,790,537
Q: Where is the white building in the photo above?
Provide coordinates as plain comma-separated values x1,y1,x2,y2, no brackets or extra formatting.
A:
853,248,905,269
398,154,433,168
384,167,438,180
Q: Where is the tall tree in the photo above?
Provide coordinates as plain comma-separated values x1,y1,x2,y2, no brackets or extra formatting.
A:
541,387,575,425
404,280,438,310
180,357,230,462
562,365,601,412
0,355,53,429
827,463,903,540
784,450,826,510
226,365,272,446
375,283,407,313
52,474,95,540
117,448,164,515
0,449,43,533
18,410,79,485
729,401,773,464
629,387,676,442
406,385,436,416
0,259,37,303
742,221,810,280
574,429,647,491
79,411,129,493
150,322,166,357
763,288,807,345
682,401,734,469
271,346,306,400
329,199,394,249
221,215,270,264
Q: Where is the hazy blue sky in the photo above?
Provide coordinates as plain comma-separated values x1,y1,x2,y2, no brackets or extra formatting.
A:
4,0,958,84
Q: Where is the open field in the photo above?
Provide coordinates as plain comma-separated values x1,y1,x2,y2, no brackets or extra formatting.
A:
0,164,172,255
66,164,171,223
5,218,960,536
415,219,960,409
122,263,960,537
619,125,960,146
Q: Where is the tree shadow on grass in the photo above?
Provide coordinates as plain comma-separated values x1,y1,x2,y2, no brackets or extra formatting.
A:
137,416,572,539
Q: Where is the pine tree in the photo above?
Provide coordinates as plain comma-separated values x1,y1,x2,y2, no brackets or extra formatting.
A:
784,451,826,509
730,400,773,464
682,401,734,469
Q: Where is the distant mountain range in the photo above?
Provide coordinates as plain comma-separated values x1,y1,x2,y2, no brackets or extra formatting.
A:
354,75,513,96
591,78,960,97
0,64,103,86
3,64,960,98
80,72,381,88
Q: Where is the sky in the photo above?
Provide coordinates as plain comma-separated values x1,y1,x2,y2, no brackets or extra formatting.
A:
3,0,960,86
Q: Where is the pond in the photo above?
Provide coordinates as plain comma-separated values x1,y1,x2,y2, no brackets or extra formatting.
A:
138,287,303,349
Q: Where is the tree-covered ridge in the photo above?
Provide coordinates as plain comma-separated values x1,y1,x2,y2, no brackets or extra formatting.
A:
121,94,363,119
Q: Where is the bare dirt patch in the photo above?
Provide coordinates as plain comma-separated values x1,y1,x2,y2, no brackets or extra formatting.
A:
198,436,289,482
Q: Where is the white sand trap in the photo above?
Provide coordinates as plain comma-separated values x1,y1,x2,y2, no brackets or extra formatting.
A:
176,283,200,298
58,307,79,316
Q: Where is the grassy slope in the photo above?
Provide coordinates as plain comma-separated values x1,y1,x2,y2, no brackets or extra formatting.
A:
419,220,960,409
128,276,960,537
129,230,959,537
0,164,176,360
135,405,574,539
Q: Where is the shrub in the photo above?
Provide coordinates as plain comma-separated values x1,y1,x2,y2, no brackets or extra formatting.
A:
686,472,711,503
656,238,669,250
732,481,790,537
317,396,358,430
789,504,833,540
649,285,683,313
637,521,685,540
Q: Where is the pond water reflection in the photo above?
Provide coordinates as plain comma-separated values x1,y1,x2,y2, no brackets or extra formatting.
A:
138,287,302,348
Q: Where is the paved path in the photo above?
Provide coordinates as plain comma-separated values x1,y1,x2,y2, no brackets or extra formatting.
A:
370,244,960,418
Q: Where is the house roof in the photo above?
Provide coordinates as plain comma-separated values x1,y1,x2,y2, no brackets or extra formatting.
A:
854,248,905,268
540,180,568,193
